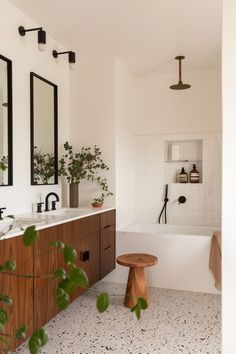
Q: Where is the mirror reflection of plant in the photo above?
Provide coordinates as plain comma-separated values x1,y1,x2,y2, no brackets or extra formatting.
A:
0,156,8,172
0,222,148,353
33,146,55,184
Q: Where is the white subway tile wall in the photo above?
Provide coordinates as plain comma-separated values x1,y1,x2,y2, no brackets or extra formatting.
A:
135,133,221,226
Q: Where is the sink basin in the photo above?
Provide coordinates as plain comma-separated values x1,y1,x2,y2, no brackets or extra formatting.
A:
43,208,90,216
0,217,14,234
14,218,46,229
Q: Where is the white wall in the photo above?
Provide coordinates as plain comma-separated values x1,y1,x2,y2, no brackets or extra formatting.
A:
0,0,69,214
222,0,236,352
69,55,116,207
134,69,221,135
115,59,135,229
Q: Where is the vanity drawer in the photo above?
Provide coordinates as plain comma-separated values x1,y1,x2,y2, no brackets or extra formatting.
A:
100,243,115,279
101,225,115,250
71,214,99,239
100,210,116,230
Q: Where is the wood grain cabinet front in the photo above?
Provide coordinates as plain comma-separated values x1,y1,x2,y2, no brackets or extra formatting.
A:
0,237,33,351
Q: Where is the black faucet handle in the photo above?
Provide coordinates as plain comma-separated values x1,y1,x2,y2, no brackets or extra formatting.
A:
36,202,44,213
0,207,6,220
51,201,58,211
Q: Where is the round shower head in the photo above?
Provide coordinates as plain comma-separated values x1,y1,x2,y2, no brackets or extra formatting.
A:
169,83,191,90
169,56,191,90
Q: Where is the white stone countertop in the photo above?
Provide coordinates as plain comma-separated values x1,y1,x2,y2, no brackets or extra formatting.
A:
0,206,116,240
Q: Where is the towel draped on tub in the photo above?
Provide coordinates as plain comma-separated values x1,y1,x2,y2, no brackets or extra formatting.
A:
209,231,221,290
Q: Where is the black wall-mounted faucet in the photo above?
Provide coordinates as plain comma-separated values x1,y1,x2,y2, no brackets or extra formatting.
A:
44,192,60,212
0,207,6,220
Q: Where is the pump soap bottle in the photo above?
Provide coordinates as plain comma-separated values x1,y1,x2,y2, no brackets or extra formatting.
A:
179,167,188,183
189,164,200,183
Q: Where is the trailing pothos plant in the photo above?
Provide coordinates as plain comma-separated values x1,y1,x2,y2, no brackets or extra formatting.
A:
0,219,148,354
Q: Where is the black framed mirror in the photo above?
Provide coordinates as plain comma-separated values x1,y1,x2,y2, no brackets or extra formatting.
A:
0,54,13,187
30,72,58,185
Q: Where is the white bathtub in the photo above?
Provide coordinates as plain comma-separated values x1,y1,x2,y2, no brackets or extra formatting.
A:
104,223,220,294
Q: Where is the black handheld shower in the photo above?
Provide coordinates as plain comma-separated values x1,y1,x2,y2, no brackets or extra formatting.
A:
158,184,169,224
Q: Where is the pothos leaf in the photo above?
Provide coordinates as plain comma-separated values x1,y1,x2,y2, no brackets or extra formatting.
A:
64,245,77,264
0,309,8,327
0,294,12,305
69,267,88,289
96,293,110,313
53,268,67,279
23,225,38,246
28,328,48,354
56,287,70,310
50,241,65,249
15,325,27,339
4,260,16,271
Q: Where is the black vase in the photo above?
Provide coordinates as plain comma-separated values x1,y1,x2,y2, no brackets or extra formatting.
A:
69,183,79,208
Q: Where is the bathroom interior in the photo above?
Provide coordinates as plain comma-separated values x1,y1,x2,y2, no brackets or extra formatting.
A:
0,0,233,353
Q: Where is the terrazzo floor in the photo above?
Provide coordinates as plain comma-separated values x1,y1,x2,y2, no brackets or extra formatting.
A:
15,282,221,354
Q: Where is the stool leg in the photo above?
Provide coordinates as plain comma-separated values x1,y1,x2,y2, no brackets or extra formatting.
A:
124,267,149,308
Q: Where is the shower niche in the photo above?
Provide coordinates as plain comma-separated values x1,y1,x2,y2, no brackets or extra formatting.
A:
164,139,203,184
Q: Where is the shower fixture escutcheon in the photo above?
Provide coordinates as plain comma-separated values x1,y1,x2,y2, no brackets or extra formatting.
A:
170,56,191,90
178,196,187,204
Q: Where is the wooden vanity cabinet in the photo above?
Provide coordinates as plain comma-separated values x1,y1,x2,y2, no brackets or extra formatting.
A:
100,210,116,279
0,236,34,351
0,209,116,350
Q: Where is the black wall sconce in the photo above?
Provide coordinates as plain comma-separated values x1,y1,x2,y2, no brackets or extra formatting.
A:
18,26,46,51
52,50,76,69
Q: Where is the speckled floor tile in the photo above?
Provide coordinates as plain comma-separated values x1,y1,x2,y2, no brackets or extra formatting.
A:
15,282,221,354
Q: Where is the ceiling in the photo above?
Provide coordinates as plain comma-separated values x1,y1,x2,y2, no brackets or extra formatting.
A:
9,0,222,75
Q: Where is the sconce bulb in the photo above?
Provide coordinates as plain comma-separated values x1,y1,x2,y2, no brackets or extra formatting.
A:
38,43,46,52
69,62,75,70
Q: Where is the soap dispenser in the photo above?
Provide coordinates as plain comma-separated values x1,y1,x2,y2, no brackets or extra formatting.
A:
189,164,200,183
179,167,188,183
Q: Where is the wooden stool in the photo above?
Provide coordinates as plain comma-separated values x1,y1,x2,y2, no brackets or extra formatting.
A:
117,253,158,308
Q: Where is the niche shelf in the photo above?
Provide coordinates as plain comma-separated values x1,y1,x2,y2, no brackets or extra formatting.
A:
164,139,203,184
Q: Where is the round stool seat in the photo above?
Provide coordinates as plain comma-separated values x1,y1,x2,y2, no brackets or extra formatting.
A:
117,253,158,308
117,253,157,268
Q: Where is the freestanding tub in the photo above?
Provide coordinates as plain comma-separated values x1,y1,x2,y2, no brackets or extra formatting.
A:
103,223,220,294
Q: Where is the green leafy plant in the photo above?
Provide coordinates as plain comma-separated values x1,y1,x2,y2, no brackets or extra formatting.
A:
0,222,148,353
33,147,55,184
0,156,8,172
59,142,113,195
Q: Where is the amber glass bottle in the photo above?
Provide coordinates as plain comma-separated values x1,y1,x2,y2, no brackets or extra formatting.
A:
179,167,188,183
189,164,200,183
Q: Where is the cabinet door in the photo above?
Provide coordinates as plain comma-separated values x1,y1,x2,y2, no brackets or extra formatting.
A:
34,280,59,330
0,236,33,351
0,259,33,351
100,225,116,279
78,232,100,287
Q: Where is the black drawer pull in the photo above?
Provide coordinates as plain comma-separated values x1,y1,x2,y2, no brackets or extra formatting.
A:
104,245,111,251
104,224,112,229
82,250,90,261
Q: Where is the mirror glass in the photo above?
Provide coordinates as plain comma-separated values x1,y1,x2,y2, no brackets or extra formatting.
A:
0,54,12,187
30,73,58,185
